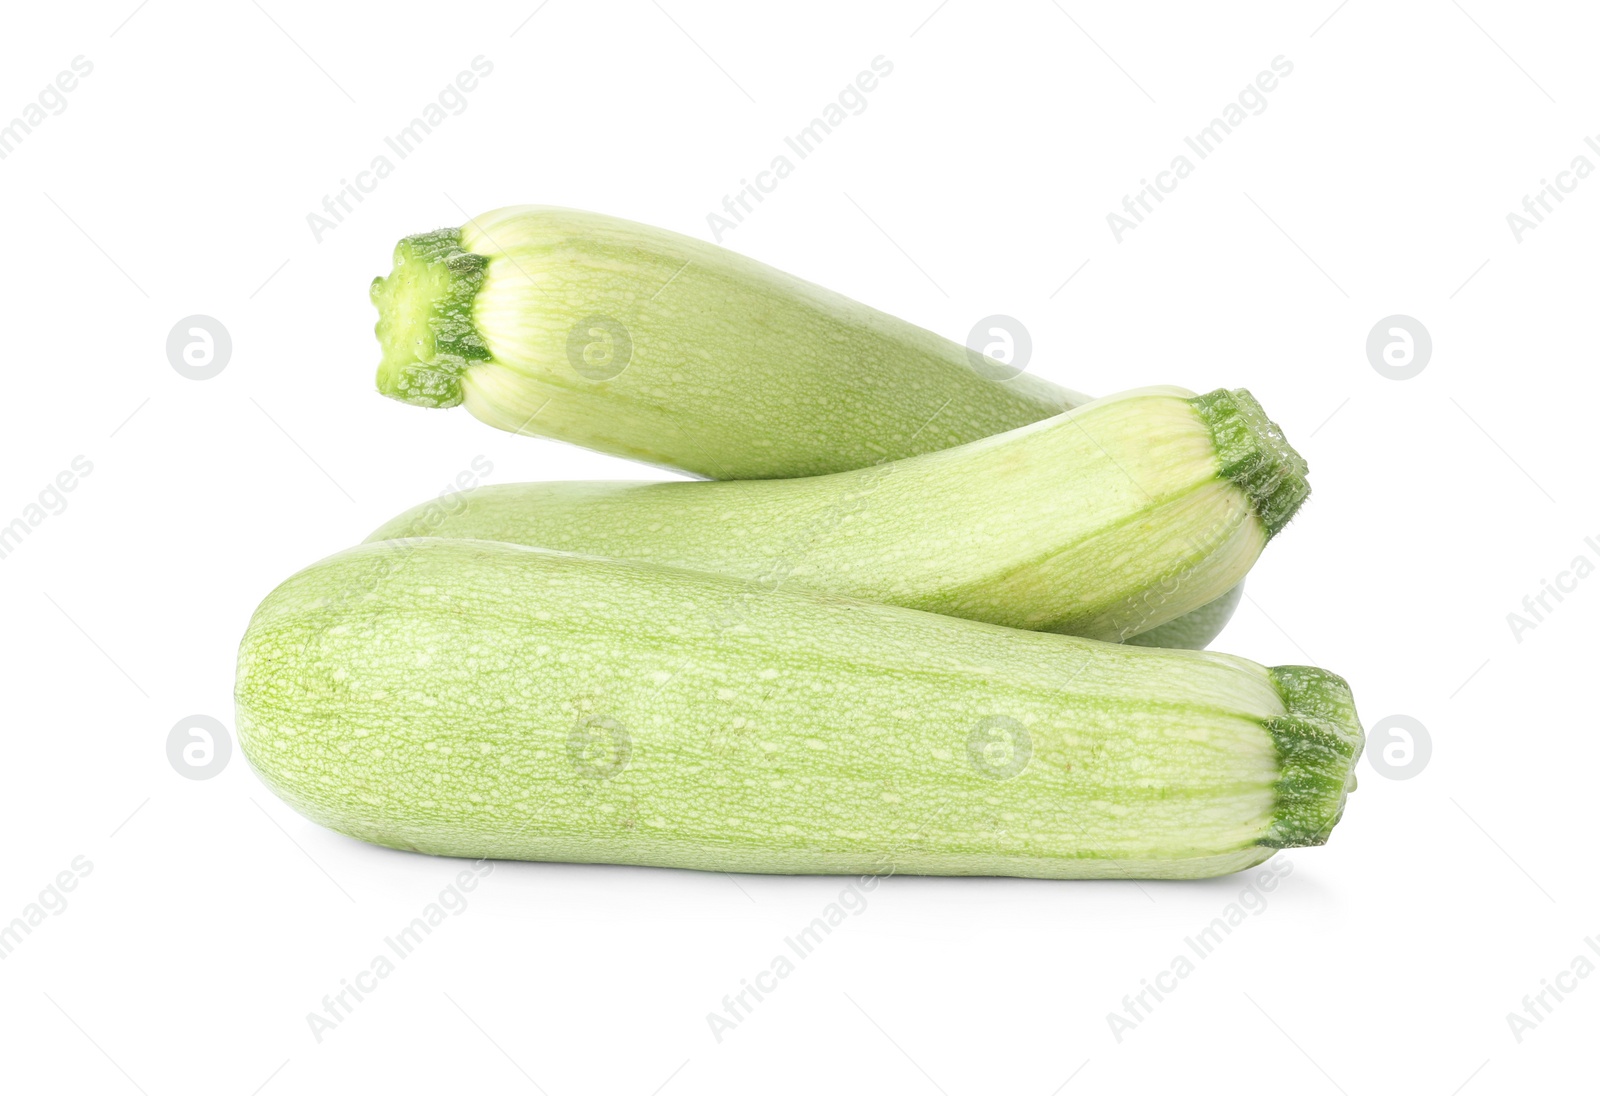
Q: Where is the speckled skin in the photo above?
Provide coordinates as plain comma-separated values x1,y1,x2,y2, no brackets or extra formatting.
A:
373,206,1089,479
235,540,1361,879
371,207,1268,645
1125,582,1246,650
369,388,1280,643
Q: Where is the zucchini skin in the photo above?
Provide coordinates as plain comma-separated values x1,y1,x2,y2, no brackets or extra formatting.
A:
373,207,1087,480
235,539,1361,879
367,387,1306,644
371,207,1264,646
1123,581,1245,649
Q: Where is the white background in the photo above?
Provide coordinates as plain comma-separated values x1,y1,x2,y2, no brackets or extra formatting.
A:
0,1,1591,1092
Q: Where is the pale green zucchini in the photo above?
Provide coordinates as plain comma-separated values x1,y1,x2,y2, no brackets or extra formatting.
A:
371,205,1089,479
371,205,1250,646
366,387,1306,644
1123,581,1245,649
234,539,1362,879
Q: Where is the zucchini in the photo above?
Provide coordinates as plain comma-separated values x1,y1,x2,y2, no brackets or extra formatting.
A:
1123,581,1245,649
371,205,1088,480
234,539,1362,880
371,205,1254,647
366,387,1307,644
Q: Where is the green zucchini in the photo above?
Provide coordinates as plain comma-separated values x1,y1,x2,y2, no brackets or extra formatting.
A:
371,205,1088,480
234,538,1362,880
370,205,1254,647
367,387,1307,644
1124,581,1246,650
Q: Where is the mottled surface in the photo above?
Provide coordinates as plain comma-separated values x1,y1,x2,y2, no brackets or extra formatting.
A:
236,541,1361,879
370,389,1267,642
1124,582,1245,650
452,205,1084,478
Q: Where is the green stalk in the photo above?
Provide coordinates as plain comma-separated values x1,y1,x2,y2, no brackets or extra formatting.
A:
236,539,1363,879
368,386,1307,643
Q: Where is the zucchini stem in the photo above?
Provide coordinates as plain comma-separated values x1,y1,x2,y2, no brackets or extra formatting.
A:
1260,665,1363,848
371,228,489,408
1189,388,1310,540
